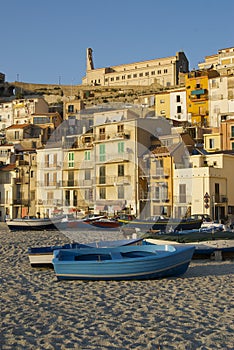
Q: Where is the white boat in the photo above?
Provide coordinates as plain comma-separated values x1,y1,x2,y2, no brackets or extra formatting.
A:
6,216,61,231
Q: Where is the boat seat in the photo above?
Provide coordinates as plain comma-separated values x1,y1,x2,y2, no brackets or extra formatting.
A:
111,252,122,260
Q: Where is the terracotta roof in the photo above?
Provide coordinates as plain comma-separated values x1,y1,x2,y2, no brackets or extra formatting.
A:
151,145,169,154
0,163,16,171
5,124,31,130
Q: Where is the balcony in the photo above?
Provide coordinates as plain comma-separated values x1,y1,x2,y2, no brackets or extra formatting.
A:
96,175,131,186
12,199,28,205
213,195,228,203
62,179,94,187
95,130,130,142
37,199,63,206
96,152,133,163
37,181,62,188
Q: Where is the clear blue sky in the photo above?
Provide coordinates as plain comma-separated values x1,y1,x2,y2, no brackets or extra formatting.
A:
1,0,234,85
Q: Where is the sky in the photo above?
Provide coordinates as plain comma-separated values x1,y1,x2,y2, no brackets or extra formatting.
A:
1,0,234,86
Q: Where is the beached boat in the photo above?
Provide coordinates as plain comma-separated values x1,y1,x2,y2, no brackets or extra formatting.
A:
6,216,61,231
118,215,203,232
56,214,106,230
89,218,121,229
144,239,234,260
28,238,143,266
142,228,234,243
52,244,195,281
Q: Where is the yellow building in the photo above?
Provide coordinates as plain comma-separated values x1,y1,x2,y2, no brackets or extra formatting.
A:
203,132,222,152
186,69,220,126
155,91,170,119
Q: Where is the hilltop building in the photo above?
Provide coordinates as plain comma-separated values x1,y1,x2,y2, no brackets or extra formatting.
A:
82,48,189,88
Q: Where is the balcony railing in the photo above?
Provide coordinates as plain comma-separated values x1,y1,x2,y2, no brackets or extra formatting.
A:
97,175,131,186
96,152,133,163
62,179,93,187
37,181,62,188
12,199,28,205
95,131,130,142
173,195,192,205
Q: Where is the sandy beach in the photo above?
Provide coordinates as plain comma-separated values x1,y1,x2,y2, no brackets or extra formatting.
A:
1,223,234,350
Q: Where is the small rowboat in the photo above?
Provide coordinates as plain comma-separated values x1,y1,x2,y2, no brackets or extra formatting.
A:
52,244,195,281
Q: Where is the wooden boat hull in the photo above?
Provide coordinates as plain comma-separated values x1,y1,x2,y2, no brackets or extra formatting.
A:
52,245,195,281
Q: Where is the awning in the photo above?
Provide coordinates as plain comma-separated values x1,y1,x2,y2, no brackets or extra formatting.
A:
191,89,205,95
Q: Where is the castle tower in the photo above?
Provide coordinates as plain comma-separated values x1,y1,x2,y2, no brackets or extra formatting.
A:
86,48,94,71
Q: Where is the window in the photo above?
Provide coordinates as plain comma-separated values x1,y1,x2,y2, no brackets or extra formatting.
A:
145,72,149,76
44,173,49,186
15,131,19,140
68,105,74,113
157,70,161,74
156,159,164,176
53,154,57,167
68,171,74,186
196,83,200,89
99,144,105,161
85,189,93,201
118,186,124,199
45,154,49,167
179,184,186,203
160,99,165,103
151,71,155,75
100,188,106,199
133,74,137,78
84,150,90,161
177,106,182,113
139,73,143,77
127,75,131,79
73,190,78,207
209,139,215,149
118,142,124,153
116,76,120,80
232,142,234,150
33,116,50,124
118,164,124,177
117,124,124,133
85,169,91,180
99,127,105,140
164,69,168,73
65,191,70,206
176,95,180,102
99,166,106,184
110,77,114,81
68,152,74,167
231,126,234,138
122,76,125,80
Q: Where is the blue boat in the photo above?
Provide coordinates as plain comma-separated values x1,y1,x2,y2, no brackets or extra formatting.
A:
52,244,195,281
28,238,143,266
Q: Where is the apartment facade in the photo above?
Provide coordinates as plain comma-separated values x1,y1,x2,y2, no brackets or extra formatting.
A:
174,153,234,221
12,97,49,124
36,146,64,218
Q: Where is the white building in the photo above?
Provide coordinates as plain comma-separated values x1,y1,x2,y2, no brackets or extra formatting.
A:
36,146,64,218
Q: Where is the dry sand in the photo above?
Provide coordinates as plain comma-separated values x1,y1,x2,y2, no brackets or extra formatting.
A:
1,223,234,350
